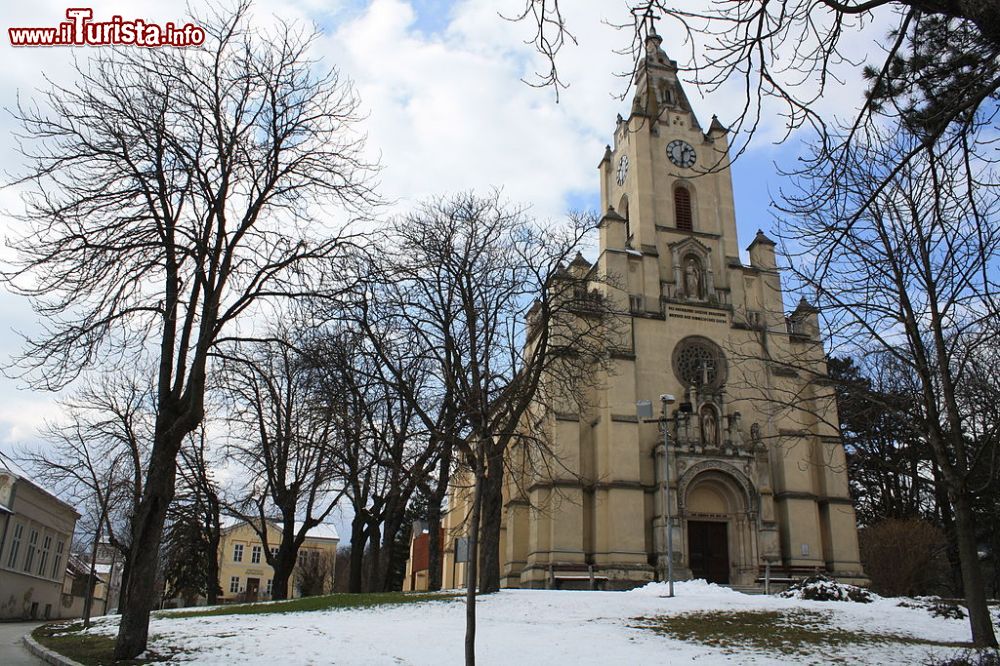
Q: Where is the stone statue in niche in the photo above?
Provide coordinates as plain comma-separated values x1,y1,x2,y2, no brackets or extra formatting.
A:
750,422,762,449
729,412,744,450
701,406,718,448
684,258,702,299
674,412,689,446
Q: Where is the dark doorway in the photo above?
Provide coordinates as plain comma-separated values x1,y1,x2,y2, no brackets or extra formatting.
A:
246,577,260,601
688,520,729,584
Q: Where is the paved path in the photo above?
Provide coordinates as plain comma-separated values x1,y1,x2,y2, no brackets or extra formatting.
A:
0,621,45,665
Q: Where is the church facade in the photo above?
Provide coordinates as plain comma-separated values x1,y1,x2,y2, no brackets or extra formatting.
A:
421,31,865,592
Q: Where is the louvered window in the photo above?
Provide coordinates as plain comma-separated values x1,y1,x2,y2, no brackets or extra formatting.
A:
675,186,693,231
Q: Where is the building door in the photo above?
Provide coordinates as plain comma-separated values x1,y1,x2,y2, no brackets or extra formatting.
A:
688,521,729,584
246,577,260,601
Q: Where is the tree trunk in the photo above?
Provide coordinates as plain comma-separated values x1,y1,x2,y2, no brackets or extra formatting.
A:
349,516,368,593
83,516,104,629
377,514,405,592
426,502,443,591
205,532,220,605
465,466,484,666
271,563,293,600
427,446,452,592
116,553,131,612
477,449,504,594
271,540,297,601
952,492,998,647
932,461,963,595
113,438,182,660
204,494,221,605
366,522,382,593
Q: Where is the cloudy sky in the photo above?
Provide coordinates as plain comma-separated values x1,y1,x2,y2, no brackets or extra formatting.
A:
0,1,893,532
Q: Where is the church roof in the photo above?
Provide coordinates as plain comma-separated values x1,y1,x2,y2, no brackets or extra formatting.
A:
569,251,592,268
599,144,612,166
601,206,626,223
792,295,819,315
748,229,776,249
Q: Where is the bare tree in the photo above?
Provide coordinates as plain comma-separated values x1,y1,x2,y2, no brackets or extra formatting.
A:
778,124,999,647
219,327,346,600
3,2,375,657
318,328,451,593
21,374,152,621
422,437,455,592
317,331,384,593
295,550,335,597
350,191,619,665
509,2,1000,148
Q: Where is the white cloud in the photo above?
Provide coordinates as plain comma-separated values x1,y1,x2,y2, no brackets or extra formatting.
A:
316,0,627,220
0,0,902,494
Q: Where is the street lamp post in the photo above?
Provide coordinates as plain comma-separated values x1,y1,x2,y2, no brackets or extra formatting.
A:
659,394,675,598
638,393,676,597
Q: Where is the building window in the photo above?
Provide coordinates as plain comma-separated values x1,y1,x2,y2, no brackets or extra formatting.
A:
51,540,64,580
266,579,273,596
6,522,23,569
674,185,693,231
233,543,244,563
270,546,278,559
37,534,52,577
672,336,727,390
23,529,39,574
619,194,630,241
229,576,240,594
251,545,262,564
297,550,307,566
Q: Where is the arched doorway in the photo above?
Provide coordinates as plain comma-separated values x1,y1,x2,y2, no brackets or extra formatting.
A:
687,483,730,583
678,463,758,586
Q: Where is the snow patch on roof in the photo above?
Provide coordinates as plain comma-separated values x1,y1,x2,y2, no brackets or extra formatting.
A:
220,516,339,541
298,522,339,541
0,449,78,515
0,450,30,480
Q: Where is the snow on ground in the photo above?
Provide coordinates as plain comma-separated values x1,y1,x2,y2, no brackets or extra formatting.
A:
78,581,987,665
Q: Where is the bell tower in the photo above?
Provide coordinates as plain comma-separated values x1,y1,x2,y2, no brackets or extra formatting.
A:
598,27,741,309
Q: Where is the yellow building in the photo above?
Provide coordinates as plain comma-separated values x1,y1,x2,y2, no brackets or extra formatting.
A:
431,30,865,592
218,519,339,602
0,453,78,619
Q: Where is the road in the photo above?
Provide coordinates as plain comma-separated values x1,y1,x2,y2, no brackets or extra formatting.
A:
0,621,45,665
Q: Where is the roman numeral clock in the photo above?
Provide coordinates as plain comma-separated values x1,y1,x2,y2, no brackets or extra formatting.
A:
667,139,697,168
617,154,629,185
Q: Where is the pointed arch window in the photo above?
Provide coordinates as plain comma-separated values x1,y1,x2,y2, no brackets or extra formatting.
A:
674,185,693,231
619,194,631,240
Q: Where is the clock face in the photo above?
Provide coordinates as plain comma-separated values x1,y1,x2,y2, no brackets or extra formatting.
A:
616,154,629,185
667,140,697,168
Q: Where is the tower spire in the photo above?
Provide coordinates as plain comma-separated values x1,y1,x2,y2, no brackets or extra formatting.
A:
629,18,699,129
